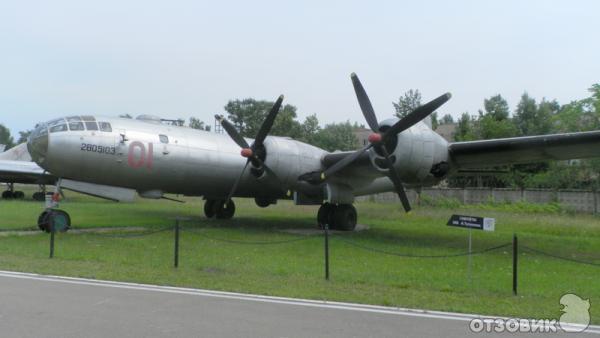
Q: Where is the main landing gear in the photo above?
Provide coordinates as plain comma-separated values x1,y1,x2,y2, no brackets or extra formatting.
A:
203,199,236,219
2,183,25,200
317,203,357,231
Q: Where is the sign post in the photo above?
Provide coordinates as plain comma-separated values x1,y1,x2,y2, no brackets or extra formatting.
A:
447,214,495,283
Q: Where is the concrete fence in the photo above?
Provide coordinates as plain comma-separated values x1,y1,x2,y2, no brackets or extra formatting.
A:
356,188,600,214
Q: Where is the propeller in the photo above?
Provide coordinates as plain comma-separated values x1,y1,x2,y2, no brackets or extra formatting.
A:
216,95,284,203
301,73,451,212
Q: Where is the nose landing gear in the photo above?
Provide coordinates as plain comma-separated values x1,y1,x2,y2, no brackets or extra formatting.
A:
317,203,357,231
37,209,71,233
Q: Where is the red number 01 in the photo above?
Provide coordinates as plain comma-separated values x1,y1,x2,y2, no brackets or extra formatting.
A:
127,141,153,169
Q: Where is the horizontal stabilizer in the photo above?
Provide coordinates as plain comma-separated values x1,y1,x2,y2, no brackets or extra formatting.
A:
0,143,32,161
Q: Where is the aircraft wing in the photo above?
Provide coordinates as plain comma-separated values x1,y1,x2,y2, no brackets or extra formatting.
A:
0,160,56,185
448,130,600,169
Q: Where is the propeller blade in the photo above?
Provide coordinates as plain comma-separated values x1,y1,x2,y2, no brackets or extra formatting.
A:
225,160,250,204
215,115,250,149
384,93,452,140
320,144,373,181
254,95,284,148
351,73,380,132
380,146,411,212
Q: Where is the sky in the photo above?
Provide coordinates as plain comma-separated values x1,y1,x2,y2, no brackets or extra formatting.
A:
1,0,599,136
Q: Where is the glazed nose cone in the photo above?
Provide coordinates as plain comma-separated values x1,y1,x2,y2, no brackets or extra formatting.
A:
28,124,49,164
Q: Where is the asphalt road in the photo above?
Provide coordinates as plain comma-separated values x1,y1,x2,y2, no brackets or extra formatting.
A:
0,271,597,338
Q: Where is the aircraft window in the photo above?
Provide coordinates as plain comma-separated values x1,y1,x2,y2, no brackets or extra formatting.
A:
82,115,96,122
99,122,112,132
49,124,68,133
85,122,98,130
69,122,85,131
159,134,169,144
67,116,82,122
33,125,48,137
47,118,65,127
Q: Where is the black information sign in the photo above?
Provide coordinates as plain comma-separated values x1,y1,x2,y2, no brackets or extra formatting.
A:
447,214,495,231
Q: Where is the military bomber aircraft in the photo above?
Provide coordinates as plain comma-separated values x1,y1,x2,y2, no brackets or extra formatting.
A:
12,73,600,231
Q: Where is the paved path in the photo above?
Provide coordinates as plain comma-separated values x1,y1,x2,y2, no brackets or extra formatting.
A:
0,271,597,337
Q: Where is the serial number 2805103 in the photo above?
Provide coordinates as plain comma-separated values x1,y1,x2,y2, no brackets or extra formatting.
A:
80,143,116,155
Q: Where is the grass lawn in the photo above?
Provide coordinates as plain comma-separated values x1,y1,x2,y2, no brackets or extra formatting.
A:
1,187,599,323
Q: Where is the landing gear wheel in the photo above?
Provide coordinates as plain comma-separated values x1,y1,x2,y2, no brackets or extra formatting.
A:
204,199,216,218
51,210,71,232
37,209,71,233
33,192,45,201
213,200,235,219
13,191,24,199
2,191,13,199
38,210,51,232
317,203,335,229
332,204,357,231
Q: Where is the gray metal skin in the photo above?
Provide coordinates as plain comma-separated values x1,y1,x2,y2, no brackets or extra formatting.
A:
27,116,450,203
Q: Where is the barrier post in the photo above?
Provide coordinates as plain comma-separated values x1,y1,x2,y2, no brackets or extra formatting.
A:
174,220,180,268
49,222,55,259
512,234,518,295
324,224,330,280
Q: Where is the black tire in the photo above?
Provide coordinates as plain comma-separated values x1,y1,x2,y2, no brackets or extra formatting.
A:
14,191,25,199
2,190,13,199
204,199,216,218
38,210,51,232
255,197,272,208
317,203,335,229
33,192,45,201
213,200,235,219
333,204,357,231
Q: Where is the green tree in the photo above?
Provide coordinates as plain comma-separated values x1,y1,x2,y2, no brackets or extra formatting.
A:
17,130,32,144
224,98,303,139
483,94,510,121
393,89,421,118
512,93,557,136
477,114,519,139
440,114,454,124
454,112,476,141
270,104,303,139
311,122,358,151
467,94,518,140
189,117,211,131
298,114,320,145
0,124,14,149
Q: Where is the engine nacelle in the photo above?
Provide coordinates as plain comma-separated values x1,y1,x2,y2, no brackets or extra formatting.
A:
368,119,450,186
261,137,327,190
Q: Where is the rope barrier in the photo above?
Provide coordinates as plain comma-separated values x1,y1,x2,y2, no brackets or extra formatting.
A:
334,236,512,258
181,227,315,245
84,226,173,238
521,245,600,267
